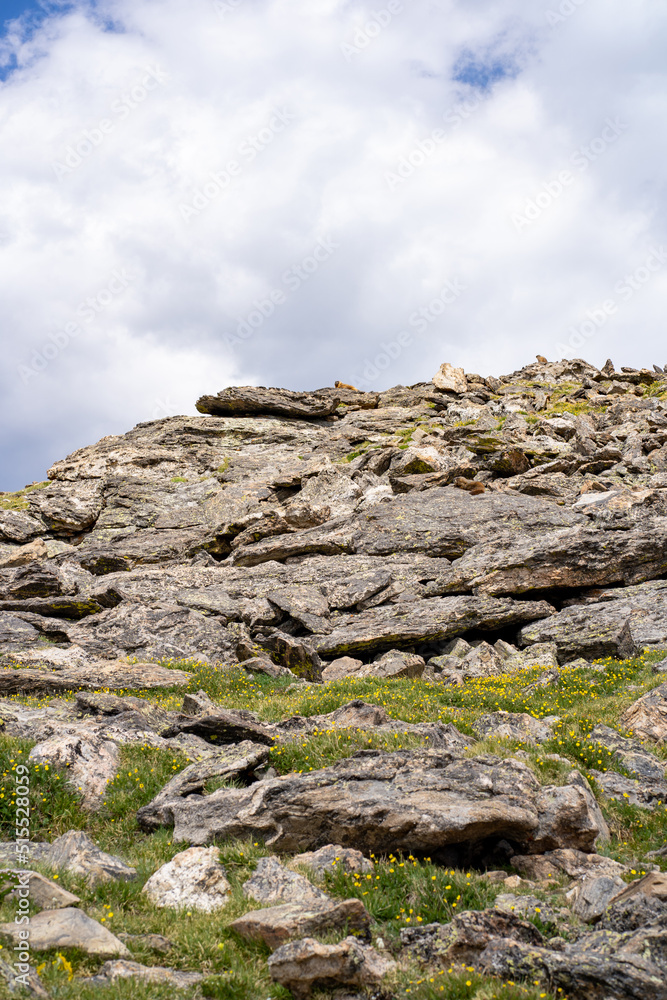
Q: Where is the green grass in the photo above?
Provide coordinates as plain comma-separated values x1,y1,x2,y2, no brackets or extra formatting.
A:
1,649,665,998
0,482,49,511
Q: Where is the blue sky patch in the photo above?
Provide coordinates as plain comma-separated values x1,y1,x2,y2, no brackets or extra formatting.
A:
452,49,519,90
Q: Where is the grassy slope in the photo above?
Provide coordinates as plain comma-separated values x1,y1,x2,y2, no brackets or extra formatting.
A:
0,652,665,999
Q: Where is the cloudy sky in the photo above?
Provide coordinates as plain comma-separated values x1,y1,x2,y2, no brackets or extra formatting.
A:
1,0,666,490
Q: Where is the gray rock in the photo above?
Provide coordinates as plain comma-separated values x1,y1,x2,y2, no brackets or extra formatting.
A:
321,656,365,681
519,604,639,662
311,595,554,658
479,927,667,999
401,908,543,965
0,907,129,957
196,385,340,419
473,711,554,745
231,898,370,950
137,741,270,831
268,936,396,999
565,874,627,922
83,959,204,988
141,846,231,912
46,830,137,887
161,709,277,746
29,732,119,810
0,869,80,910
290,844,373,876
242,856,329,905
145,749,607,857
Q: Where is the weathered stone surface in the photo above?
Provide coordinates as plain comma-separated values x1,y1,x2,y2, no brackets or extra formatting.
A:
433,363,468,394
290,844,373,876
479,927,667,1000
196,385,339,419
401,908,543,966
46,830,137,887
142,846,231,911
511,848,630,883
361,648,426,679
0,869,80,910
311,595,554,658
472,711,554,745
621,683,667,742
268,935,396,999
589,767,667,810
146,749,607,856
83,960,204,988
518,604,639,662
565,874,627,922
0,659,191,695
321,656,365,682
161,709,277,746
137,741,270,831
29,732,119,810
435,521,667,597
242,856,329,905
0,907,129,957
532,771,609,852
231,898,370,950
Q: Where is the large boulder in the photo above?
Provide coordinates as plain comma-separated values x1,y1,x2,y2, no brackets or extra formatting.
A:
138,749,607,859
196,386,339,419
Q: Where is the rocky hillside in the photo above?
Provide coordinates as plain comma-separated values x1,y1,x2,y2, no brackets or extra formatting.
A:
0,356,666,999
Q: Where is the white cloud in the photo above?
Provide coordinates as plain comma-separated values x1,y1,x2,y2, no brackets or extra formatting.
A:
1,0,667,487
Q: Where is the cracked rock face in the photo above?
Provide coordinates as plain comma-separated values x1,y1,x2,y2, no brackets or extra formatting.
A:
143,748,607,858
2,357,667,675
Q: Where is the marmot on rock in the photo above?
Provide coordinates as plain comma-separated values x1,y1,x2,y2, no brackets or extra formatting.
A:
335,381,359,391
452,477,486,495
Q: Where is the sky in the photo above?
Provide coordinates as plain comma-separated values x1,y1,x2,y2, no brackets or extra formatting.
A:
1,0,667,490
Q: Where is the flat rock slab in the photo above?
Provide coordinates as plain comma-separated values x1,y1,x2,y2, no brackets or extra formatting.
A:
0,660,191,695
196,386,339,419
231,898,370,950
0,869,80,910
0,907,129,957
311,595,554,657
141,846,231,912
511,848,630,882
83,959,204,988
161,709,277,746
147,749,606,857
242,856,329,906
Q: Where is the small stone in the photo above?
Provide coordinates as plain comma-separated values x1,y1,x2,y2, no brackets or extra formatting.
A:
321,656,364,682
565,874,627,922
290,845,373,877
433,363,468,394
181,689,215,714
142,846,231,912
242,856,329,906
268,936,396,999
84,959,203,988
0,869,80,910
47,830,137,887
